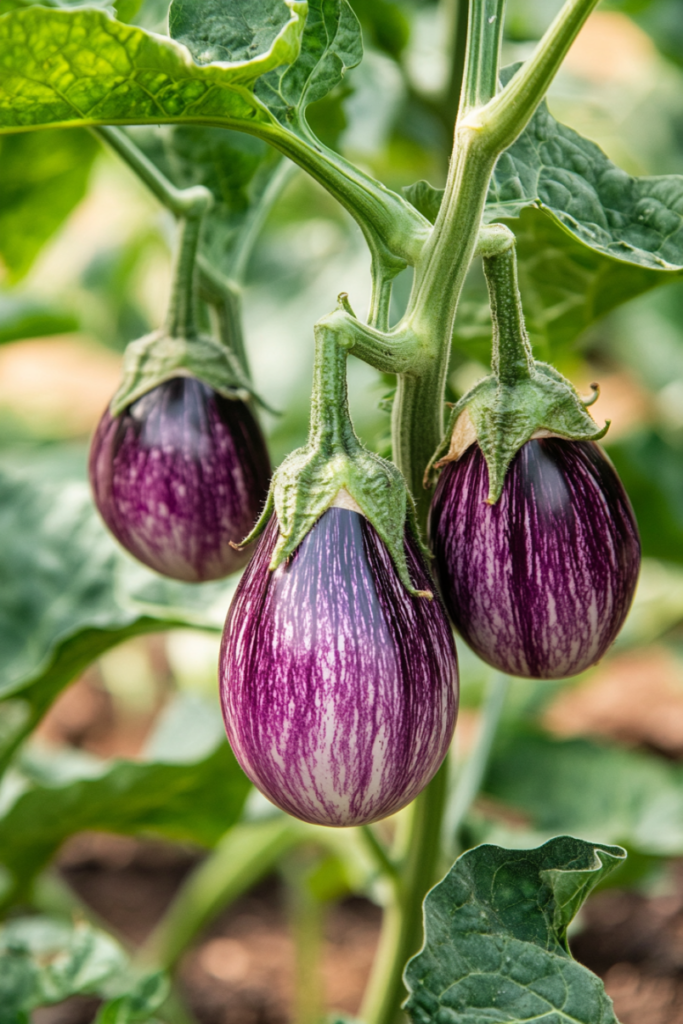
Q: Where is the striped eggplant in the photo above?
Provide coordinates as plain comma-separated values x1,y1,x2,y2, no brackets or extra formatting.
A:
220,506,459,827
429,438,640,679
90,377,270,582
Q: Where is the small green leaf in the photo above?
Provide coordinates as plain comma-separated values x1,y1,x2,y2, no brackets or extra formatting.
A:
0,129,98,280
0,918,126,1009
96,970,169,1023
0,918,169,1018
254,0,363,129
405,836,625,1024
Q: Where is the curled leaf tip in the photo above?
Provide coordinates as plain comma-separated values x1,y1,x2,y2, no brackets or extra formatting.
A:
582,382,600,407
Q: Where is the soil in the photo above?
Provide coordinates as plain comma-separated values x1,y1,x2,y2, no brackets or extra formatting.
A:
27,640,683,1024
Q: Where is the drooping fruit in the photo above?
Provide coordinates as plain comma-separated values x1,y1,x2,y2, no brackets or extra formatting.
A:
90,377,270,582
220,506,459,827
429,438,640,679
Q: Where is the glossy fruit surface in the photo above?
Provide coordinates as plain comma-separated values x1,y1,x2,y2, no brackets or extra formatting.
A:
220,507,458,827
90,377,270,582
429,438,640,679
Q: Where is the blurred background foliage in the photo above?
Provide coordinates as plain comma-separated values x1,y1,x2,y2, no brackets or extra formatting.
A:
2,0,683,1021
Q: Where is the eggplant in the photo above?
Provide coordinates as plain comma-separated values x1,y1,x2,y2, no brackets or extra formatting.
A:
89,377,270,582
429,438,640,679
220,506,459,827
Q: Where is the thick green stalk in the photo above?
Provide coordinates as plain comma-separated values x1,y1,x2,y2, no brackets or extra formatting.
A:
165,203,211,340
360,759,449,1024
483,243,534,383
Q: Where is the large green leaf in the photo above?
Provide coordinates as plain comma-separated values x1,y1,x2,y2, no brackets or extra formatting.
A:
0,129,99,280
0,695,250,903
483,731,683,857
0,465,234,769
0,6,303,132
0,916,167,1023
405,836,624,1024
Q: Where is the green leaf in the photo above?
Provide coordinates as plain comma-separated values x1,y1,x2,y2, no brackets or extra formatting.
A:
0,917,168,1018
0,6,303,132
253,0,363,128
168,0,297,66
0,464,235,770
0,0,113,12
0,129,98,280
0,292,78,343
483,730,683,857
0,918,125,1011
404,836,625,1024
95,971,168,1023
0,695,250,902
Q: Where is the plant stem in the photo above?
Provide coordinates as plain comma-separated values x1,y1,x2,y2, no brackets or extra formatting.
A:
94,126,209,218
466,0,600,150
442,673,510,859
360,759,449,1024
483,241,534,383
442,0,470,127
460,0,507,115
165,202,212,340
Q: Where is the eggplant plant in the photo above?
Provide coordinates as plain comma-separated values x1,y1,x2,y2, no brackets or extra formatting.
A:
1,1,683,1023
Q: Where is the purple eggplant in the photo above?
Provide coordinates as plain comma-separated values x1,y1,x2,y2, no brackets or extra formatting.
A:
429,438,640,679
90,377,270,582
219,507,458,827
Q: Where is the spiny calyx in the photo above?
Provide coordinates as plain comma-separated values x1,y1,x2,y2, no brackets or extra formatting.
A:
427,225,608,503
239,310,432,598
110,327,254,416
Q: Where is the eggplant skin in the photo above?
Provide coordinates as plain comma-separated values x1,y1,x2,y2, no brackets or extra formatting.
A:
429,439,641,680
220,507,459,827
89,378,271,582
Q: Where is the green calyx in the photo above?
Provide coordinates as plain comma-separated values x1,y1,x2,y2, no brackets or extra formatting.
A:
110,328,254,417
240,308,432,598
428,226,608,502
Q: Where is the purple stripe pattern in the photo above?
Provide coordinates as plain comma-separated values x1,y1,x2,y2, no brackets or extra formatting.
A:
429,439,641,679
89,377,271,582
220,507,458,827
